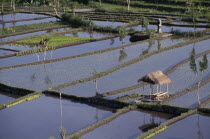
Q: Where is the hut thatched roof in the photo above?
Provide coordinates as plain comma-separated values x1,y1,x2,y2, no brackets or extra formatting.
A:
137,70,171,85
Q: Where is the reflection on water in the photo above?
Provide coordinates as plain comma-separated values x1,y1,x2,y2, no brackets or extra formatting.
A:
83,110,172,139
0,17,58,28
152,114,210,139
0,95,114,139
0,13,48,22
0,92,20,104
0,27,71,42
128,24,206,32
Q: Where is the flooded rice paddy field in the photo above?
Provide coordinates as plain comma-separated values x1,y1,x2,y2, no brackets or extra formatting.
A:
1,12,210,139
0,13,49,22
0,27,71,42
128,24,206,32
0,35,132,67
0,92,20,104
82,110,172,139
0,17,58,28
0,95,114,139
152,114,210,139
169,82,210,108
0,31,110,53
0,38,189,91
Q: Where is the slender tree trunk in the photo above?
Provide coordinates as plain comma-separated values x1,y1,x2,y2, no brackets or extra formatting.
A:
99,0,102,6
196,82,201,105
1,2,4,13
11,0,15,11
127,0,130,11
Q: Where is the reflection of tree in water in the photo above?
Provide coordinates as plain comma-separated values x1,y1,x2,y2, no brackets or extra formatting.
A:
141,40,154,55
139,114,161,132
92,69,100,96
197,114,204,139
189,47,208,105
30,40,54,84
110,38,115,45
72,32,79,37
46,29,54,34
157,39,162,50
119,34,126,45
88,30,93,38
44,64,52,84
95,108,99,122
12,13,16,26
119,48,127,62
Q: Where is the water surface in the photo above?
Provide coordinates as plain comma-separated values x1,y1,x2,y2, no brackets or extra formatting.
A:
0,95,113,139
152,114,210,139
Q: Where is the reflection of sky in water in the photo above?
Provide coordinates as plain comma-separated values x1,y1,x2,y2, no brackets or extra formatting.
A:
0,38,188,92
0,13,48,21
128,24,206,32
0,49,14,55
63,31,111,39
0,31,110,52
0,35,131,67
152,114,210,139
169,82,210,108
58,38,188,97
0,95,113,139
0,17,58,28
105,45,210,100
0,27,70,42
83,110,172,139
92,20,127,27
0,93,17,104
86,39,210,95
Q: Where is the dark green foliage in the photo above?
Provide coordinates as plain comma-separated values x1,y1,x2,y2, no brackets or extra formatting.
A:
170,29,208,38
43,90,129,109
0,82,34,96
75,0,90,5
198,107,210,114
136,103,191,115
199,54,208,72
61,13,92,28
190,47,197,74
141,17,149,32
94,7,107,12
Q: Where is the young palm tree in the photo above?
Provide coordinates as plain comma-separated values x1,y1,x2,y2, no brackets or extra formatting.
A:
189,48,208,105
126,0,131,11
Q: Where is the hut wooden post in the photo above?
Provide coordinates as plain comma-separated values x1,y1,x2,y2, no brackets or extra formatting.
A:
159,85,161,93
150,84,152,100
137,70,171,102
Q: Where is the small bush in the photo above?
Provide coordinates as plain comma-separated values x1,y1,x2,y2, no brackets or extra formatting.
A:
61,13,93,28
94,7,107,13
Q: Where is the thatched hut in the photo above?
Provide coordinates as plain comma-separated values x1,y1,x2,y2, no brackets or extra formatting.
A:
137,70,171,101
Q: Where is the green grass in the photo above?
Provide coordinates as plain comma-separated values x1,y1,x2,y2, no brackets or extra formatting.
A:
16,35,92,47
0,22,68,36
91,2,157,13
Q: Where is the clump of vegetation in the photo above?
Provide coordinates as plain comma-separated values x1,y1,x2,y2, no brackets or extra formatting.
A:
0,22,67,36
94,7,107,13
61,13,93,28
170,29,208,38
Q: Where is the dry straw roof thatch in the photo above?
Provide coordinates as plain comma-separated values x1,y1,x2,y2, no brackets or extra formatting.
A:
138,70,171,85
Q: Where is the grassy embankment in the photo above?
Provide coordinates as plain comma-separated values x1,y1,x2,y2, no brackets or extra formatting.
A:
0,22,68,37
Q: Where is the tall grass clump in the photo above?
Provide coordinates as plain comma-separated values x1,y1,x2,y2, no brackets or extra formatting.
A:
61,13,92,28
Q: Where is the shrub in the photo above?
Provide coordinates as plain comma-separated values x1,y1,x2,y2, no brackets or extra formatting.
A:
61,13,93,28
